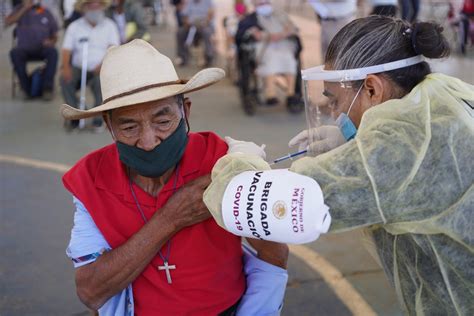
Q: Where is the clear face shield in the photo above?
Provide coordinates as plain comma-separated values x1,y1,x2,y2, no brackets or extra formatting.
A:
300,55,425,157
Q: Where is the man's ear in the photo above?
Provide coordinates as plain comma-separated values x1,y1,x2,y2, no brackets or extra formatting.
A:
363,74,385,106
183,97,191,118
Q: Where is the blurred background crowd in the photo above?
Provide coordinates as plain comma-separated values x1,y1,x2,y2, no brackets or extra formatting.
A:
1,0,472,124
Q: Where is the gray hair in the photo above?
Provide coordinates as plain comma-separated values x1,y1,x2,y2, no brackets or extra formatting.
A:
326,16,450,93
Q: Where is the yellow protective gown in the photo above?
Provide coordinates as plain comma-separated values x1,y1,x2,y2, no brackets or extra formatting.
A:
204,73,474,315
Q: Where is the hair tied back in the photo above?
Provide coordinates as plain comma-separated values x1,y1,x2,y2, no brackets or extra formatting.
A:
402,27,412,37
411,24,421,55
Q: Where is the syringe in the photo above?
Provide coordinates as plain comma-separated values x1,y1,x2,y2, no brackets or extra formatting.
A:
270,149,308,165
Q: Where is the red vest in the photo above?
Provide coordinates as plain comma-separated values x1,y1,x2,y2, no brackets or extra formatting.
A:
63,132,245,315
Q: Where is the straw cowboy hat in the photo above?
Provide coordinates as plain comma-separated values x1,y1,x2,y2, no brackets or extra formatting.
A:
60,40,225,120
75,0,112,8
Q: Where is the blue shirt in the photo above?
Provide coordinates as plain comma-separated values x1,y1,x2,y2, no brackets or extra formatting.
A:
12,5,58,50
66,197,288,315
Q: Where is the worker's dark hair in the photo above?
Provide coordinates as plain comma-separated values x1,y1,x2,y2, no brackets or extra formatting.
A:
325,16,450,94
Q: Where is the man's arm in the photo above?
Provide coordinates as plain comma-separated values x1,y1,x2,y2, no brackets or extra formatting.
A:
236,245,288,315
60,22,77,82
61,49,73,82
74,175,211,310
5,1,32,27
44,9,59,46
43,33,58,47
245,239,288,269
235,14,259,47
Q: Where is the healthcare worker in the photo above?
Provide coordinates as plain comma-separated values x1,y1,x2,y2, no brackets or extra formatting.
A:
203,16,474,315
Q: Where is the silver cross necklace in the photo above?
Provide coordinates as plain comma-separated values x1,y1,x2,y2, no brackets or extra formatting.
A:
128,166,180,284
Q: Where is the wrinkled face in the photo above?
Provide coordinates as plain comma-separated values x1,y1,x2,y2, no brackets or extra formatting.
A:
107,97,183,151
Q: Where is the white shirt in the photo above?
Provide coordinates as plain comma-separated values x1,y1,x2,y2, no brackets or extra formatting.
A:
62,17,120,71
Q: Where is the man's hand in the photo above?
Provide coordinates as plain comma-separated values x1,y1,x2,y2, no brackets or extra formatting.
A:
246,239,289,269
159,175,212,231
61,66,73,83
248,27,264,41
42,38,55,47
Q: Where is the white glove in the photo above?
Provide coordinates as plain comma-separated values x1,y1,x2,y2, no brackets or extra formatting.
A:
225,136,267,160
288,126,346,155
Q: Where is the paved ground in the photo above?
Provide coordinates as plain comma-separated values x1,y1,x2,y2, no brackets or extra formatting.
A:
1,1,473,315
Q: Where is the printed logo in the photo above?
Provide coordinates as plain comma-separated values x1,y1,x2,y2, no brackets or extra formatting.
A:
272,200,287,219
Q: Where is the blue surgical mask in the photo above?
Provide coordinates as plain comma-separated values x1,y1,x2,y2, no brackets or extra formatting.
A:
256,4,273,16
336,113,357,141
336,84,364,141
85,10,105,25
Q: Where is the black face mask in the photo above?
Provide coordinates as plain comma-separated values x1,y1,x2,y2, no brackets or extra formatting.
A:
116,119,188,178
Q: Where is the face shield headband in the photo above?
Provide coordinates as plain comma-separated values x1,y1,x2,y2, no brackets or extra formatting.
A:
301,55,425,82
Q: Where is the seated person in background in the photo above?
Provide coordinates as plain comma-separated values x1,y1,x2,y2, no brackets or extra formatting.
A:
106,0,150,43
60,0,120,130
236,0,300,109
6,0,59,100
225,0,248,43
61,39,289,315
176,0,215,67
308,0,357,57
370,0,398,17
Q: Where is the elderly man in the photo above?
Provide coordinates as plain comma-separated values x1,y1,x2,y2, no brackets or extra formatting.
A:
176,0,215,67
60,0,120,130
6,0,59,100
236,0,302,112
61,39,288,315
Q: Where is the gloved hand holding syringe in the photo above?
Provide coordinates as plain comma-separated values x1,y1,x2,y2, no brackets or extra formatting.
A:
270,125,347,165
225,126,346,166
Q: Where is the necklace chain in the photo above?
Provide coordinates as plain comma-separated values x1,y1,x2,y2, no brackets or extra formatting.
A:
128,166,180,264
